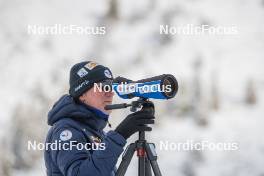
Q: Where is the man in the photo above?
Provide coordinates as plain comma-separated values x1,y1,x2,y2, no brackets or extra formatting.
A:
44,61,155,176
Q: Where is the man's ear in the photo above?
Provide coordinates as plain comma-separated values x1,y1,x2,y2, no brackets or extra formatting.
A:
79,93,85,102
79,90,89,102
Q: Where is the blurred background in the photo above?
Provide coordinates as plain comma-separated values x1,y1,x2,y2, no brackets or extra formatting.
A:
0,0,264,175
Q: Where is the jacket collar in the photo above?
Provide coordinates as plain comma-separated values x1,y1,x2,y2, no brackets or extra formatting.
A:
48,95,108,131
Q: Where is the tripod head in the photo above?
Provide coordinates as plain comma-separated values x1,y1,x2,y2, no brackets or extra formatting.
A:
104,97,155,115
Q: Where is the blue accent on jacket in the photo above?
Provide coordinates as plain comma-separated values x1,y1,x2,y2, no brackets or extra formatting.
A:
44,95,126,176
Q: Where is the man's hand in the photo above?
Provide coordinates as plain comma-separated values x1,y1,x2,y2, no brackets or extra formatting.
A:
115,110,155,140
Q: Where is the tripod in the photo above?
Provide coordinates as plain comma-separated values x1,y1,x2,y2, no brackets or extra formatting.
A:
116,131,162,176
105,98,162,176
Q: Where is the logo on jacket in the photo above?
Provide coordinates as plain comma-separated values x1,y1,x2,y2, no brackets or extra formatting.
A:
60,130,72,141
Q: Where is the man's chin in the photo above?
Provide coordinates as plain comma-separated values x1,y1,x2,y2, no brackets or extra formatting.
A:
102,108,112,115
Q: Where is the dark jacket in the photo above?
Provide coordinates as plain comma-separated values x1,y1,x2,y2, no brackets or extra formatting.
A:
44,95,126,176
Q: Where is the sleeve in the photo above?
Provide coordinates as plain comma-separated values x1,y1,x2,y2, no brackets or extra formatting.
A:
50,127,127,176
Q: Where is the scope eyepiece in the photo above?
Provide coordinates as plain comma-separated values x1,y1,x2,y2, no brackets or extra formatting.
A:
161,74,178,99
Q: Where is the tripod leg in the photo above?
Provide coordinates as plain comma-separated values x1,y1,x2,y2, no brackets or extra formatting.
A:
138,148,146,176
149,160,161,176
145,143,162,176
145,157,152,176
138,155,152,176
117,143,136,176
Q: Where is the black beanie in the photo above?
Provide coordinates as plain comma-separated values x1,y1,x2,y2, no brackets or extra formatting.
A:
69,61,113,98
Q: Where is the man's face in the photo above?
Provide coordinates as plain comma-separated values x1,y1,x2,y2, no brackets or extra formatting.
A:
79,83,114,115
